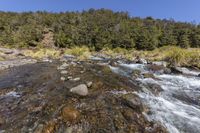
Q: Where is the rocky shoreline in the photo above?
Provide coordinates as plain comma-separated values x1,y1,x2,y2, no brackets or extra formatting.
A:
0,47,200,133
0,54,170,133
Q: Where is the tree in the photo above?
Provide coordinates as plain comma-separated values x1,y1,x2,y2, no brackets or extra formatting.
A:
177,30,190,48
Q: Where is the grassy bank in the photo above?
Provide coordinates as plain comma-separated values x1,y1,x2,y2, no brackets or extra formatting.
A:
22,46,200,68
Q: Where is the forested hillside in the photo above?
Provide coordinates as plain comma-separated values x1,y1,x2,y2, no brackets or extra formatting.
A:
0,9,200,50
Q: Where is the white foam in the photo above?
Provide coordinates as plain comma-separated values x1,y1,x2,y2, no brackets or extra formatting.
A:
119,63,145,71
112,63,200,133
178,67,200,76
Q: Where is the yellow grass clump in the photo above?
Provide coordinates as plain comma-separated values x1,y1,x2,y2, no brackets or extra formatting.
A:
23,48,61,59
64,46,91,60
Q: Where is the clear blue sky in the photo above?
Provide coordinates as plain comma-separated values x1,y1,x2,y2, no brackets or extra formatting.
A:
0,0,199,23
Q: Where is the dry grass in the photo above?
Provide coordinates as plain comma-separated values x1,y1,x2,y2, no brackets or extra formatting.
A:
64,46,91,60
22,46,200,68
101,46,200,68
23,48,61,59
101,47,133,60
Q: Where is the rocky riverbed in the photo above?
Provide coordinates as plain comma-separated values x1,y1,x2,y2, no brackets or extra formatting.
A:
0,54,199,133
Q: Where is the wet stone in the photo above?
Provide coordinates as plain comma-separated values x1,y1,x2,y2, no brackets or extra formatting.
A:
42,120,57,133
131,69,141,78
57,63,69,70
86,81,93,88
60,77,66,81
71,77,80,82
70,84,88,96
33,124,44,133
170,66,183,74
136,58,147,64
142,73,156,79
0,116,5,126
62,107,80,123
80,71,85,74
147,84,163,95
67,76,73,80
60,70,68,75
121,94,143,112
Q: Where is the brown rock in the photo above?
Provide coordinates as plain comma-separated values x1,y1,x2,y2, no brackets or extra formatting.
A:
142,73,155,79
62,107,80,123
121,94,143,112
42,120,57,133
34,124,44,133
0,115,5,126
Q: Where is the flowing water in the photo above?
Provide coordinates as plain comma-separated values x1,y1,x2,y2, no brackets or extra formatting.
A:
110,63,200,133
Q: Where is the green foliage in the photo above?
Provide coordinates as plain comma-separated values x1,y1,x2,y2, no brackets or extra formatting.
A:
177,30,190,48
0,10,200,50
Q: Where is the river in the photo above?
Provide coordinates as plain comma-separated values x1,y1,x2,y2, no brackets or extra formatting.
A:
110,63,200,133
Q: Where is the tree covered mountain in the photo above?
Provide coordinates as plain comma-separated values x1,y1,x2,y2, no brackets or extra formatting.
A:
0,9,200,50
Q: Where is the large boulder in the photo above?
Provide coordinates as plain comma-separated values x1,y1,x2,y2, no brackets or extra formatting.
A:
70,84,88,96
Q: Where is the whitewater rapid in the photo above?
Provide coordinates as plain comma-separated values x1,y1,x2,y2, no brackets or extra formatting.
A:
110,63,200,133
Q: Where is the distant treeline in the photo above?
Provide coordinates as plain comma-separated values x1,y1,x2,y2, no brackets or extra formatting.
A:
0,9,200,50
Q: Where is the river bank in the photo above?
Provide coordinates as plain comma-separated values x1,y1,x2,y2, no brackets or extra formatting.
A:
0,47,200,133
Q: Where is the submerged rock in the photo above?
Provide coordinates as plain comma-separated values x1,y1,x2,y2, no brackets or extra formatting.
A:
70,84,88,96
42,120,58,133
62,107,80,123
57,63,69,70
142,73,156,79
33,124,44,133
0,116,5,126
131,69,141,78
147,64,171,74
121,94,143,112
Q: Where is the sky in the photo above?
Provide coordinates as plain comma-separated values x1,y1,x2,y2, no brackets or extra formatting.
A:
0,0,199,23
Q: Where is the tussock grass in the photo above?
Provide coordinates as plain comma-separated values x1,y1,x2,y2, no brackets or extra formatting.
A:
101,47,133,60
64,46,91,60
135,46,200,68
24,48,60,59
101,46,200,68
22,46,200,68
